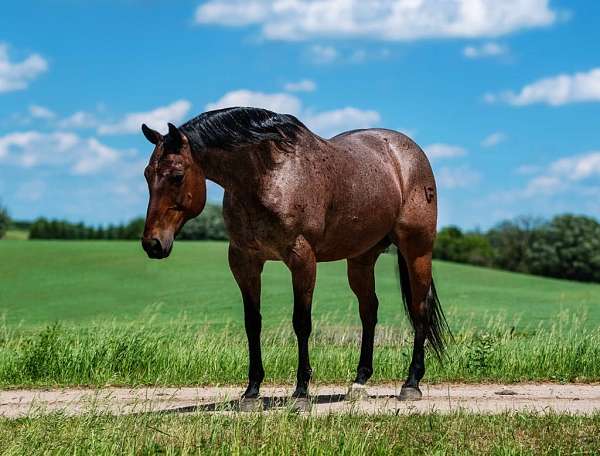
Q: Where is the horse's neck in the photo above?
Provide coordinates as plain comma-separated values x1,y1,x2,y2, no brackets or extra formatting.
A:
193,144,262,192
191,134,322,193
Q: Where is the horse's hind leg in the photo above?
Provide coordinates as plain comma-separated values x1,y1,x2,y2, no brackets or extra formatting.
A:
393,232,436,401
345,246,383,400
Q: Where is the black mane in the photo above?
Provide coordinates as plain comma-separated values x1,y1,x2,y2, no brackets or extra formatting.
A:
178,107,308,150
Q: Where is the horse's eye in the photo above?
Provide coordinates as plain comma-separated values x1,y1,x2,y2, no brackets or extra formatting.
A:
170,174,184,185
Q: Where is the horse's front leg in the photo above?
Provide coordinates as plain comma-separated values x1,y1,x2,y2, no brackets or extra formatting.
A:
285,236,317,409
228,245,265,410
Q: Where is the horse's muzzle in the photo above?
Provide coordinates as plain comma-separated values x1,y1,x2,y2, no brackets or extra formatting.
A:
142,237,171,259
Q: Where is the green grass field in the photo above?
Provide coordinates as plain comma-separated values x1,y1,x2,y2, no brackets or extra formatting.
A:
2,240,600,454
1,240,599,330
2,412,599,455
1,316,599,387
1,240,600,387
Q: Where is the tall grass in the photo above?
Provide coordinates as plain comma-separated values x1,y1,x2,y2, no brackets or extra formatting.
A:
1,411,600,455
1,312,598,387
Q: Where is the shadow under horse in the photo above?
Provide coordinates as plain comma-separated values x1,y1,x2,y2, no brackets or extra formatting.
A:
140,107,450,409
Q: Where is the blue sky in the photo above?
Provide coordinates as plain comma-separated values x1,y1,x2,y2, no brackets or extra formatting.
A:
1,0,599,228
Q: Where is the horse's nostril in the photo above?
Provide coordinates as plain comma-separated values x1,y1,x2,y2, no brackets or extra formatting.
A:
142,238,162,256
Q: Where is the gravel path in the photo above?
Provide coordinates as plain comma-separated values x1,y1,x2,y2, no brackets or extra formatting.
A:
2,383,599,419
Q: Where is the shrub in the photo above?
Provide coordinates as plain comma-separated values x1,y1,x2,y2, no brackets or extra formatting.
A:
487,216,543,273
0,204,9,239
526,214,600,282
178,204,227,240
434,226,493,266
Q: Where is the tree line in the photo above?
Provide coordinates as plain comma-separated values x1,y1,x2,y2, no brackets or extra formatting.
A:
434,214,600,283
28,217,147,240
2,201,600,282
12,203,229,241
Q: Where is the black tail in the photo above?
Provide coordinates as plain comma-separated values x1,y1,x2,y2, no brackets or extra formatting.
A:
397,251,451,360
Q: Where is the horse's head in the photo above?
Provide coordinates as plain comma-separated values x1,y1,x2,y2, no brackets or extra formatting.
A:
141,123,206,259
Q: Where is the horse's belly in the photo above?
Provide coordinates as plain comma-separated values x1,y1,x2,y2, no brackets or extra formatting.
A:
312,209,396,261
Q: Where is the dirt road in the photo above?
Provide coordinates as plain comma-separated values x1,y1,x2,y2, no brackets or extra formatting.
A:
2,383,599,419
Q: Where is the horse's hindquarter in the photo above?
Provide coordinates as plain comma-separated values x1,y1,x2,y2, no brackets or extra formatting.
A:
318,129,437,258
309,131,406,261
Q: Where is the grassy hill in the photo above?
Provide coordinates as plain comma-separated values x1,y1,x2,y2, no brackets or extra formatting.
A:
1,230,28,241
1,240,599,330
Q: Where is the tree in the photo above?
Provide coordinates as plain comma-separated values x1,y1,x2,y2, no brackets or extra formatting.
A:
525,214,600,282
0,204,10,239
434,226,493,266
29,218,48,239
487,216,543,273
178,204,227,240
434,226,465,261
460,232,494,267
123,217,146,240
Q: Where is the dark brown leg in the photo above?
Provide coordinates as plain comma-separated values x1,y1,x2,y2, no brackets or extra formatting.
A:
347,250,380,386
228,245,265,402
284,236,316,402
397,246,433,400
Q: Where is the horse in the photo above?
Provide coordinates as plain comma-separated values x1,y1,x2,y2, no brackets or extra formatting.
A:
140,107,450,410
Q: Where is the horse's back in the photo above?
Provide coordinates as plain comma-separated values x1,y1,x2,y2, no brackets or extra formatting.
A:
330,128,428,164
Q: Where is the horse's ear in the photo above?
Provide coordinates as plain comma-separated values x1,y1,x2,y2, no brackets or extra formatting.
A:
142,124,162,145
167,123,183,150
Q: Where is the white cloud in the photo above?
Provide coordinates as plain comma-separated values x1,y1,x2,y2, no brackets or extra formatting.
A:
521,151,600,196
425,145,477,190
481,131,507,147
308,45,339,64
549,152,600,181
29,105,55,120
485,68,600,106
524,175,564,196
59,111,99,129
306,45,390,65
195,0,560,41
205,89,381,137
72,138,120,175
0,43,48,93
206,90,302,114
0,131,127,175
195,0,269,26
515,164,540,175
463,42,508,59
284,79,317,93
98,100,192,135
305,107,381,138
349,48,391,63
424,143,467,160
436,165,481,189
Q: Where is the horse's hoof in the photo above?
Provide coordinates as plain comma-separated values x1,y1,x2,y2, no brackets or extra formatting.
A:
290,396,311,412
239,396,263,412
398,386,422,401
346,383,368,401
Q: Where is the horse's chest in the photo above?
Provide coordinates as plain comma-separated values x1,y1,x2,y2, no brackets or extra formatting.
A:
223,192,306,259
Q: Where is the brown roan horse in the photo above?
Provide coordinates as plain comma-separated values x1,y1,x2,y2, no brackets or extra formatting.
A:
141,107,449,409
